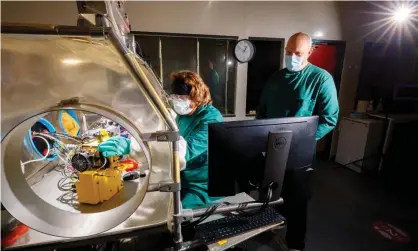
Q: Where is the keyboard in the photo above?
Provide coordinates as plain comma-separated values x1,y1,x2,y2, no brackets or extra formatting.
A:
195,207,285,245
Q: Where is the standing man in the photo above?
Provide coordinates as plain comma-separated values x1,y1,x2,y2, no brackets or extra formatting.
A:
256,32,339,251
205,60,221,106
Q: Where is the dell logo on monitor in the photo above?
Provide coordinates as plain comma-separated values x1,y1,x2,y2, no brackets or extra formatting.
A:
274,137,286,149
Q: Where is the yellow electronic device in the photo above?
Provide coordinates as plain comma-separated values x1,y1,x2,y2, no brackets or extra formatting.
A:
75,157,123,205
72,131,124,205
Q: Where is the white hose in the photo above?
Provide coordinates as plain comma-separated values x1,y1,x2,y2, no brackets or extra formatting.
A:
33,132,69,152
21,136,51,166
53,132,82,143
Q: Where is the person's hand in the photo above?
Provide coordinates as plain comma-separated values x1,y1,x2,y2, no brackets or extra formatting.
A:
98,137,131,157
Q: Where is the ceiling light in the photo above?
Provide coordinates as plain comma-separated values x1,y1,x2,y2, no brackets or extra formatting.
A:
313,31,324,38
392,7,411,22
61,58,83,66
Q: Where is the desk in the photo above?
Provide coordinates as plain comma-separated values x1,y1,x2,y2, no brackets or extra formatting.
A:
368,113,418,173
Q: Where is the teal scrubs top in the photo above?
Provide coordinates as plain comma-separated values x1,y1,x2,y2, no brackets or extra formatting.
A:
256,64,339,140
177,104,224,209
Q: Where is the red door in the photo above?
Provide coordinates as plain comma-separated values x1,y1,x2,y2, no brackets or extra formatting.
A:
309,44,338,76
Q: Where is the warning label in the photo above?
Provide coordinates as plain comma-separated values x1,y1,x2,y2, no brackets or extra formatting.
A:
373,221,410,244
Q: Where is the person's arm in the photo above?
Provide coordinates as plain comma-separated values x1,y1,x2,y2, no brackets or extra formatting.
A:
316,76,339,140
184,118,218,162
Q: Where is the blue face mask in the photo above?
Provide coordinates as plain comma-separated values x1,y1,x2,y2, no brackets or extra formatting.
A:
285,55,305,72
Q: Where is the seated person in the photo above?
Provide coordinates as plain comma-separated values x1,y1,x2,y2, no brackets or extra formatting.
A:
98,70,224,209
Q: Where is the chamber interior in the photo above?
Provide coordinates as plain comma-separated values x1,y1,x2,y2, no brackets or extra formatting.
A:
1,31,174,237
20,110,150,214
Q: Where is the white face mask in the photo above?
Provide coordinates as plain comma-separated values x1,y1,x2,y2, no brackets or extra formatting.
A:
171,98,192,115
285,55,305,72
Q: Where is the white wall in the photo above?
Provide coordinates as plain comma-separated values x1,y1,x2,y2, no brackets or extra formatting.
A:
126,1,343,120
1,1,77,25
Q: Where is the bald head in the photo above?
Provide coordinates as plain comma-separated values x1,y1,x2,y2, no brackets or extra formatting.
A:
285,32,313,70
288,32,312,48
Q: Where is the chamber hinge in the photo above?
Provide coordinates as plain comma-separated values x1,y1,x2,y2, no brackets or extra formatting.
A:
147,182,180,192
142,131,180,142
57,97,82,107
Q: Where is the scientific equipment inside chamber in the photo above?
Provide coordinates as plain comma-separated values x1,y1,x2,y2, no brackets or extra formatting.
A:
21,110,149,213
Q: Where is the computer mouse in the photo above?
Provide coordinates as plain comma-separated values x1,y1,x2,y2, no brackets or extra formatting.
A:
123,171,141,181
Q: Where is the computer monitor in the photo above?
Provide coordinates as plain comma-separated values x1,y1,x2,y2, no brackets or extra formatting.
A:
208,116,318,201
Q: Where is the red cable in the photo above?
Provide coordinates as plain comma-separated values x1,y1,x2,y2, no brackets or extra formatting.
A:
119,159,139,171
1,224,29,247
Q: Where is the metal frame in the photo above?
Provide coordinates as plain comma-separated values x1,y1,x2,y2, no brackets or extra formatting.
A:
225,39,239,118
97,16,185,247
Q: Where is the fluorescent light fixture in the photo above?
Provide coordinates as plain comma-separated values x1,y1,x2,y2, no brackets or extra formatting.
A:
313,31,324,38
61,58,83,66
392,7,411,22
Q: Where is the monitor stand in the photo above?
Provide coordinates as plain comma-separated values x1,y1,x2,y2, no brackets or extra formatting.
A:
260,130,293,202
